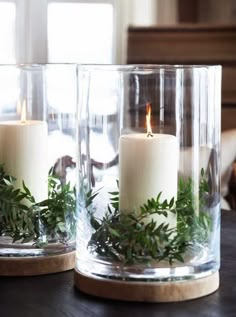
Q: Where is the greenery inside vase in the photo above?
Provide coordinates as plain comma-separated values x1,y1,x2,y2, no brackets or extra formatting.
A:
86,168,212,265
0,164,76,247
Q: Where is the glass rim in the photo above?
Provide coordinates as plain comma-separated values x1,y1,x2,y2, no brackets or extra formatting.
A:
0,63,222,72
77,64,222,72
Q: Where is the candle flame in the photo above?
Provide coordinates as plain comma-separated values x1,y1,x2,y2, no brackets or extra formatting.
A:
146,103,153,137
21,100,27,123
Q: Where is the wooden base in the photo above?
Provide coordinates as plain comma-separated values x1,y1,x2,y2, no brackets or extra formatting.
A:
0,251,75,276
74,269,219,302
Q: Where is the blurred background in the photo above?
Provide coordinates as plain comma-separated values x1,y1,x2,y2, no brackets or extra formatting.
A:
1,0,236,118
0,0,236,209
0,0,235,65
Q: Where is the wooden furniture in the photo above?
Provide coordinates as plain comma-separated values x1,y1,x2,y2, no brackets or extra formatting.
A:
0,210,235,316
127,24,236,131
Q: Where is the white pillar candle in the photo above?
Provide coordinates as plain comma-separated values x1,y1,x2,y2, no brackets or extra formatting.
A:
119,133,178,228
0,120,48,203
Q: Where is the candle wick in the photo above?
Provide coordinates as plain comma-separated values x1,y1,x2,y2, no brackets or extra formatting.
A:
147,132,154,138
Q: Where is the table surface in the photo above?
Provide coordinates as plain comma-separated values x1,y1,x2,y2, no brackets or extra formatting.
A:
0,210,236,317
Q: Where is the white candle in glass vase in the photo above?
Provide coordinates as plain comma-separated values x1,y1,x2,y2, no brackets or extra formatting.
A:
0,101,48,203
119,104,178,229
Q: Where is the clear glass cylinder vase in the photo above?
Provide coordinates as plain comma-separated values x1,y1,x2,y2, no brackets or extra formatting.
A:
76,65,221,284
0,64,77,257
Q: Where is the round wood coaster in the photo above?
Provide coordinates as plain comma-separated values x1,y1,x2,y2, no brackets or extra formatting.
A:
74,269,219,302
0,251,75,276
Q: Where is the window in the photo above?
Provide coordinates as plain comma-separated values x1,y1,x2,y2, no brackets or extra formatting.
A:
48,2,114,63
46,1,115,119
0,0,116,64
0,0,117,117
0,0,162,65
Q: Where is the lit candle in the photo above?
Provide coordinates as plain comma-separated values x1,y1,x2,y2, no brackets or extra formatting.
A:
119,104,178,228
0,101,48,203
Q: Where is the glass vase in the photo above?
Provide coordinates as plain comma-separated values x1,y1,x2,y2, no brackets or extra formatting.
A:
76,65,222,301
0,64,77,263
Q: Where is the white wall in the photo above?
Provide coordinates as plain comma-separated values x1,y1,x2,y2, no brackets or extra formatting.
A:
116,0,158,64
117,0,178,63
129,0,158,26
156,0,177,25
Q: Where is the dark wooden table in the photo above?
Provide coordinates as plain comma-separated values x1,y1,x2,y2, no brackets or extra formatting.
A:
0,210,236,317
